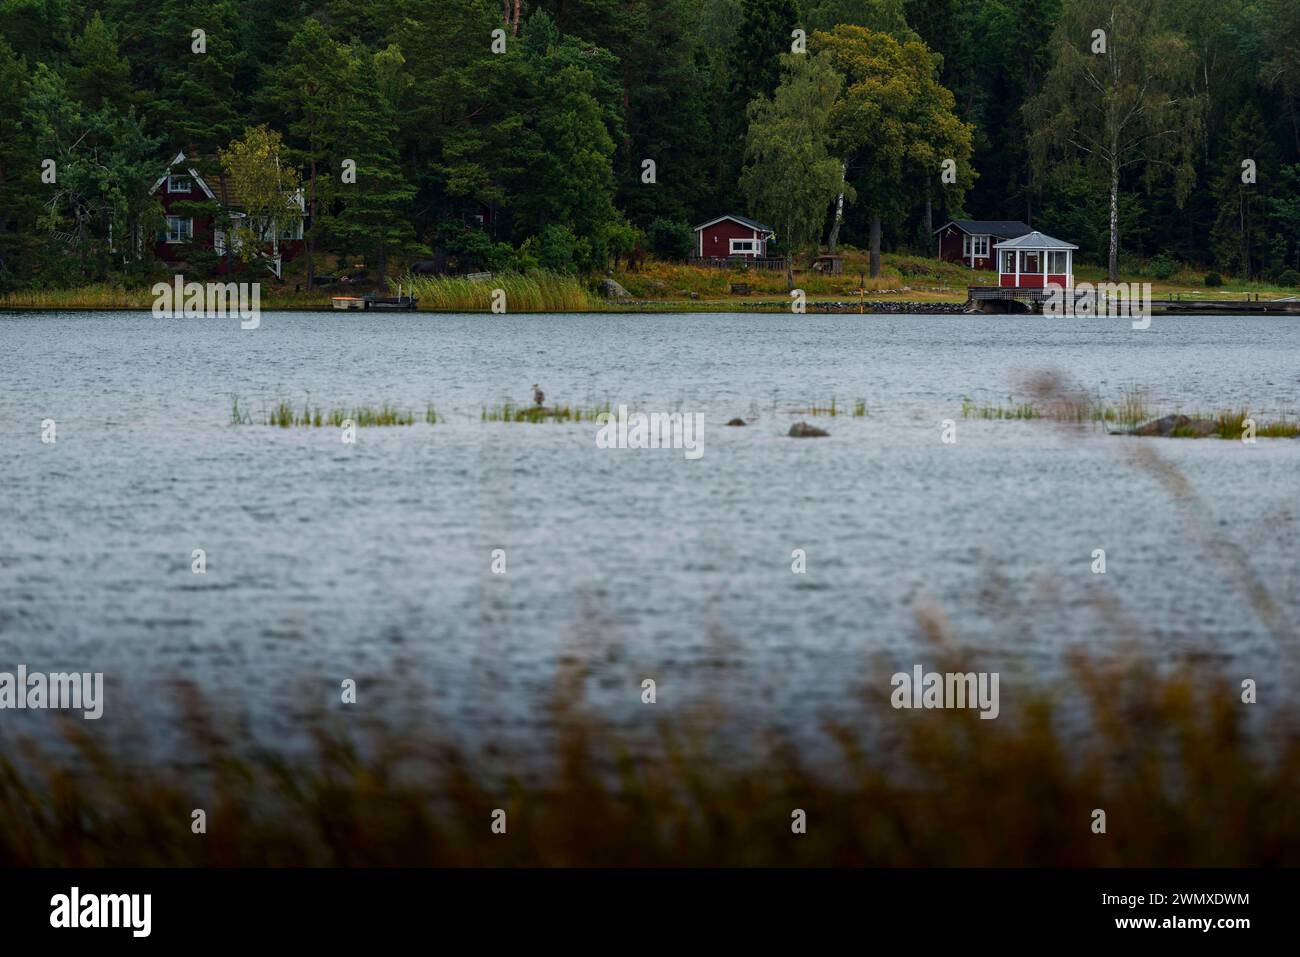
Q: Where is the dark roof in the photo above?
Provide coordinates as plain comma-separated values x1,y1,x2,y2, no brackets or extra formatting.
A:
153,150,307,212
935,219,1033,238
694,213,776,235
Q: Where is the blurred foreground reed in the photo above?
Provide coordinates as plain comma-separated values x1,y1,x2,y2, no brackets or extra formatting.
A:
0,646,1296,867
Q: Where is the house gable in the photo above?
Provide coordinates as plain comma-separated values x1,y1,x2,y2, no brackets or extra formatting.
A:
149,152,217,201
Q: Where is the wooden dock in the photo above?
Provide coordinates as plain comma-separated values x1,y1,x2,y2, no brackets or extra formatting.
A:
967,286,1300,315
331,286,419,311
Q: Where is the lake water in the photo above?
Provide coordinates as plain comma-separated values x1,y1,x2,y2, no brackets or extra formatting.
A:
1,311,1297,756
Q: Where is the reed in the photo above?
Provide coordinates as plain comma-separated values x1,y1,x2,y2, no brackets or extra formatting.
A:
961,396,1040,420
1196,409,1300,439
0,644,1296,867
1170,410,1300,442
481,400,612,423
0,284,154,309
404,271,593,312
806,396,839,417
960,388,1151,428
229,396,254,426
231,397,417,427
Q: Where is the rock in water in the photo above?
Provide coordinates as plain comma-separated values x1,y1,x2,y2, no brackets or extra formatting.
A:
788,421,829,438
596,278,630,299
1132,414,1189,436
726,418,747,427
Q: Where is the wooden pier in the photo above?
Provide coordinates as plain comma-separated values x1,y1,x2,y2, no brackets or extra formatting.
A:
967,286,1300,316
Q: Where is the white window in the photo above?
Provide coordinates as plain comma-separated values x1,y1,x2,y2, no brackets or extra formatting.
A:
163,215,192,243
1047,250,1068,273
167,174,192,193
972,236,988,257
963,234,971,256
730,238,757,255
1002,251,1016,272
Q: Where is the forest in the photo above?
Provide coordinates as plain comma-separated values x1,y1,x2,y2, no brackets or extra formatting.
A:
0,0,1298,291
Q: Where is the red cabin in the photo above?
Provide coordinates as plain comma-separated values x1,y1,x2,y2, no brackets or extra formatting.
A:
149,151,305,276
993,231,1076,288
691,214,776,265
934,219,1032,270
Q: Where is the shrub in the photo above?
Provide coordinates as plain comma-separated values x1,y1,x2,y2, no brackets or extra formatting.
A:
1204,271,1223,287
1278,268,1300,288
1148,253,1178,280
646,218,694,261
521,224,580,274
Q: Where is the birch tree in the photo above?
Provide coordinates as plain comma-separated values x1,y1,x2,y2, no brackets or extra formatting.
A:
219,125,302,272
1027,0,1201,280
740,52,847,290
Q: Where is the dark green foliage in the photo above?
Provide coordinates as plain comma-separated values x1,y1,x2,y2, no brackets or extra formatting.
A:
646,218,694,260
320,45,421,284
1148,253,1179,280
0,0,1296,288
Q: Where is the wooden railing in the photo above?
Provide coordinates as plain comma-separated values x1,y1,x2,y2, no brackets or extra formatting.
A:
688,255,786,271
967,285,1054,301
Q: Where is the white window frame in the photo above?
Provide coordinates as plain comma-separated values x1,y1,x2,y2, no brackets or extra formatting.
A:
167,174,192,194
729,238,758,255
1047,250,1068,273
962,234,972,257
164,215,192,244
971,235,989,258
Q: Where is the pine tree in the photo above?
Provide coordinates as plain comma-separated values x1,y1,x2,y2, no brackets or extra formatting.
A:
326,46,420,286
264,17,352,288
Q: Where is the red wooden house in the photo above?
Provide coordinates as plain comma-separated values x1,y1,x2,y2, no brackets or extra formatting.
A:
934,219,1032,270
691,214,777,265
149,151,305,276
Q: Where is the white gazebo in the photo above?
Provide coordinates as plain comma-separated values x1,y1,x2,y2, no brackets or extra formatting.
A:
993,231,1076,288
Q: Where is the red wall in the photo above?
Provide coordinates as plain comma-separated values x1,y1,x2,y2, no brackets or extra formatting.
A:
154,178,216,263
698,219,768,257
937,227,995,269
999,273,1071,288
153,175,303,267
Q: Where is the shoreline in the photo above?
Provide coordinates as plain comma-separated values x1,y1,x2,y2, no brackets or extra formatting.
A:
1,301,1294,316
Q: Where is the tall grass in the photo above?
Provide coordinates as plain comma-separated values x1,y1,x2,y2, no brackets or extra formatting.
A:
0,284,156,309
960,387,1154,428
480,399,612,422
961,392,1299,437
0,643,1296,867
961,396,1041,420
404,271,593,312
1189,409,1300,439
233,396,420,427
805,396,840,417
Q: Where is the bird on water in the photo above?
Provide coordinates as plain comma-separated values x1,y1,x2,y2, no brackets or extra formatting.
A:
532,384,545,407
